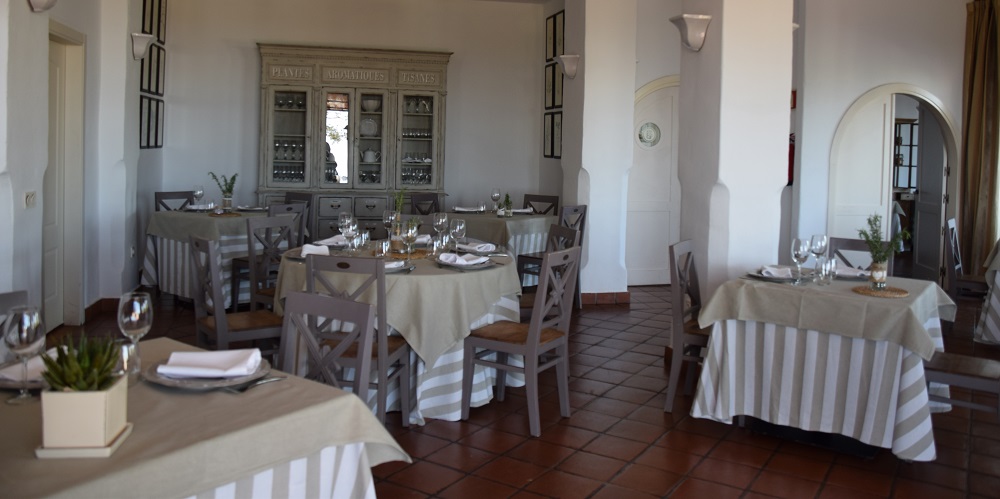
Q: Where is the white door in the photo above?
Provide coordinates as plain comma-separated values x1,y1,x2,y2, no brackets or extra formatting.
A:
626,82,680,285
912,105,947,282
43,41,65,332
828,93,894,269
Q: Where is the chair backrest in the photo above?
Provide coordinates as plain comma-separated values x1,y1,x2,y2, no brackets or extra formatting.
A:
545,224,581,252
945,218,964,293
155,191,195,211
525,246,582,352
669,240,702,343
267,203,307,247
247,216,296,299
523,194,559,215
188,235,228,327
559,205,587,241
283,192,312,243
279,291,375,394
304,254,390,370
828,236,894,276
410,193,440,215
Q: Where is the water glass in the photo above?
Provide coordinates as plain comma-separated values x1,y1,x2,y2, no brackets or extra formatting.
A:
118,292,153,378
816,256,835,285
810,234,828,275
790,238,811,285
374,239,390,258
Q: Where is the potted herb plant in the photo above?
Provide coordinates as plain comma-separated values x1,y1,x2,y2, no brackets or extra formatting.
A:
208,172,238,212
857,213,909,290
39,336,128,451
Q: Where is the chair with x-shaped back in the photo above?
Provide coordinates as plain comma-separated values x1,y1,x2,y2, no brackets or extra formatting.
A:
230,204,307,310
664,239,712,413
304,254,411,426
522,194,559,215
244,215,296,313
155,191,195,212
410,193,440,215
516,205,586,308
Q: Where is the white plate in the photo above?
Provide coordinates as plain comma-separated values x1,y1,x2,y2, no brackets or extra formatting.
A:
359,118,378,137
237,206,267,212
143,360,270,391
435,257,495,271
385,262,416,274
745,271,801,283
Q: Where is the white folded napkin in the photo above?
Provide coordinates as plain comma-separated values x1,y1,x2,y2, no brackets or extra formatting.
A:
457,242,497,253
300,244,330,257
439,253,489,266
185,204,212,211
835,263,869,278
511,208,533,214
385,260,406,269
0,348,57,381
760,265,793,278
454,206,481,212
156,349,262,379
313,234,348,246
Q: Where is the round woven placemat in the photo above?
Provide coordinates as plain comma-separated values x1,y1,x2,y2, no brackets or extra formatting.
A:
208,212,242,218
851,285,909,298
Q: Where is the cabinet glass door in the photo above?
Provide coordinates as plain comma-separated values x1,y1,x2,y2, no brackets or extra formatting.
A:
355,91,388,189
270,89,309,186
399,93,435,188
321,91,351,187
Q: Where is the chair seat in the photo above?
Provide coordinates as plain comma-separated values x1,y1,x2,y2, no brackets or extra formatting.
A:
684,317,713,336
925,351,1000,381
197,310,283,333
257,287,276,298
470,320,564,345
323,335,409,358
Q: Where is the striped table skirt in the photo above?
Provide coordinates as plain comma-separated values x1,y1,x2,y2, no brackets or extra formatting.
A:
141,234,251,308
975,272,1000,344
692,317,948,462
183,442,376,499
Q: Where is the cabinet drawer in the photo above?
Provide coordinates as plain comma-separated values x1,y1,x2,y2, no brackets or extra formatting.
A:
354,197,388,218
317,197,353,217
317,217,382,240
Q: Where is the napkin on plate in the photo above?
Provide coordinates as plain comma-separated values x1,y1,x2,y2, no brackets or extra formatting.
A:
439,253,489,266
0,348,57,381
835,263,869,278
300,244,330,257
457,242,497,253
313,234,348,246
184,204,212,211
510,208,533,214
454,206,481,212
760,265,793,278
156,349,262,379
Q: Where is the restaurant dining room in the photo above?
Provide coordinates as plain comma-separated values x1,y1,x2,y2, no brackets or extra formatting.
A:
3,0,1000,497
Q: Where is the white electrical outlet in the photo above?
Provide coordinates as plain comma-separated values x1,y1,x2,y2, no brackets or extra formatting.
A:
24,191,37,208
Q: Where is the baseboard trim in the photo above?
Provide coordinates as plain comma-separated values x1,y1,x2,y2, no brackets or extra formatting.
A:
581,292,630,307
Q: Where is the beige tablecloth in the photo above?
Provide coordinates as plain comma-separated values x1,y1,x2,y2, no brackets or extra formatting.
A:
699,277,955,360
0,338,409,498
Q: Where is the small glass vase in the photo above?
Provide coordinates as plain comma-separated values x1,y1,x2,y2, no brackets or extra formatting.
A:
869,261,889,290
221,196,233,213
504,203,513,218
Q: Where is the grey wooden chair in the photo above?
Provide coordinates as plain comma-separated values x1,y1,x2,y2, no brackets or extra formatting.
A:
245,216,296,312
305,254,411,426
230,203,307,310
522,194,559,215
664,239,712,413
410,193,440,215
945,218,988,300
516,205,587,307
924,351,1000,417
154,191,195,211
283,192,313,243
461,245,581,436
278,291,376,400
188,236,283,355
828,236,895,276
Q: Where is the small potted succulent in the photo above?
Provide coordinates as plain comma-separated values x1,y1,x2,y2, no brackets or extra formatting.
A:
208,172,238,212
857,213,909,290
39,336,128,450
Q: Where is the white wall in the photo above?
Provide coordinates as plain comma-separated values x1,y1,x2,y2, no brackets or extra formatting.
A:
162,0,545,209
792,0,966,242
636,0,681,89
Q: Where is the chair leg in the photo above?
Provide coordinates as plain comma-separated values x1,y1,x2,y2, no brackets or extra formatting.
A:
399,355,411,427
525,361,541,437
460,344,475,421
664,346,684,413
495,352,509,401
376,360,388,425
556,344,571,418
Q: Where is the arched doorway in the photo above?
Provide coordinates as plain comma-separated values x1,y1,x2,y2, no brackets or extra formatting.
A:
827,84,959,283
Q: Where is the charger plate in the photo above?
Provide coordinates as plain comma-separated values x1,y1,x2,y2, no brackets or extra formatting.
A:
143,360,270,390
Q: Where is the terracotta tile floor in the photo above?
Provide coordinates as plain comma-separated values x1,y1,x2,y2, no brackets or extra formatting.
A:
51,286,1000,498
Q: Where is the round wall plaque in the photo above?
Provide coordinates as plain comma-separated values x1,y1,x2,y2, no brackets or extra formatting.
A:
637,122,661,148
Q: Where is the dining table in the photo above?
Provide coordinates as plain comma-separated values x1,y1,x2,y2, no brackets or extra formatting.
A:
274,246,523,425
0,337,409,498
141,209,267,307
691,275,955,462
453,211,557,257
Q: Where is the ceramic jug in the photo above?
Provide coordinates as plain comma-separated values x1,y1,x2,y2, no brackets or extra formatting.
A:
362,148,381,163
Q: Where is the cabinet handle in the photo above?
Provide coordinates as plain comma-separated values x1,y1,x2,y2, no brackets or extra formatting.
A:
330,202,341,209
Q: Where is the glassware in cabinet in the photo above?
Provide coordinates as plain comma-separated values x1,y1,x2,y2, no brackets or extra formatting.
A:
355,91,387,189
269,89,309,186
399,94,436,188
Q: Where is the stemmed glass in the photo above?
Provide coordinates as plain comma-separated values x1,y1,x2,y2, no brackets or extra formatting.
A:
450,218,467,251
401,220,420,265
338,212,357,250
193,185,205,205
383,209,397,242
433,212,449,247
810,234,828,277
790,238,811,285
117,292,153,378
490,188,501,213
3,306,45,405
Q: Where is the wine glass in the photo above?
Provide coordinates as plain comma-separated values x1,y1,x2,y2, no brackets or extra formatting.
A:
338,213,356,249
490,188,501,212
450,218,467,250
118,292,153,377
433,212,449,245
193,185,205,205
383,209,397,241
3,306,45,405
402,220,420,265
810,234,828,277
790,238,811,285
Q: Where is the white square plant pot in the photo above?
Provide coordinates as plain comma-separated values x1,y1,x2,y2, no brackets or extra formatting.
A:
41,375,128,450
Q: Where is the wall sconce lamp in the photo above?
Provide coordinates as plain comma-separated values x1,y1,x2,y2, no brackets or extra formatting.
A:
554,54,580,79
131,33,156,60
28,0,57,12
670,14,712,52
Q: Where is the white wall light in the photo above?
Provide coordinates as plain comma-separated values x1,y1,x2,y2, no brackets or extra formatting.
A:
554,54,580,79
28,0,57,12
670,14,712,52
131,33,156,60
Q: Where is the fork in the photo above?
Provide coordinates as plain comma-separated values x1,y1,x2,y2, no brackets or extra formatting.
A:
222,375,286,394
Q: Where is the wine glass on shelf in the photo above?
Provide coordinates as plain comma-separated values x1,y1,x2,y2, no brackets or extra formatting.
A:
118,292,153,378
402,220,420,265
3,306,45,405
490,188,501,213
810,234,828,277
790,238,811,286
450,218,467,251
433,212,449,247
